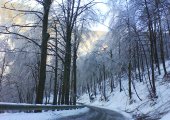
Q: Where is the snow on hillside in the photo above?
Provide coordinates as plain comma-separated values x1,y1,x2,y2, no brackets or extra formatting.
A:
161,113,170,120
78,61,170,120
0,107,89,120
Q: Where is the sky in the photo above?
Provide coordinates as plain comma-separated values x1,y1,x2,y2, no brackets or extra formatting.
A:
80,0,110,55
0,0,110,31
91,0,110,31
0,0,110,55
0,0,110,57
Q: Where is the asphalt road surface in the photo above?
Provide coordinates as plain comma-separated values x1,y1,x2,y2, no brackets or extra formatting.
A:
56,106,131,120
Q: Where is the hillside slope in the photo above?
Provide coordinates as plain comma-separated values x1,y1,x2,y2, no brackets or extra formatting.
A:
78,61,170,120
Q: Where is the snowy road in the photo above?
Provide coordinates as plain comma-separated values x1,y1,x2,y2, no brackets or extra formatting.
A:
55,106,130,120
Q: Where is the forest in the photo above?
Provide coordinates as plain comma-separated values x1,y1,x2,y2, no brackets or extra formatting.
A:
0,0,170,119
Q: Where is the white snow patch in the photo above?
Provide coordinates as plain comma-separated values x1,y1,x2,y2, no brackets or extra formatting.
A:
161,113,170,120
78,60,170,119
0,107,89,120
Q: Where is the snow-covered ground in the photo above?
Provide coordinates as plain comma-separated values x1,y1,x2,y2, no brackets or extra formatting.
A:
78,61,170,120
1,63,170,120
0,107,89,120
161,113,170,120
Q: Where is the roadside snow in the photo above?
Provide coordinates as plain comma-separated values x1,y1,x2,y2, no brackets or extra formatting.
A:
0,107,89,120
78,94,133,120
78,61,170,120
161,113,170,120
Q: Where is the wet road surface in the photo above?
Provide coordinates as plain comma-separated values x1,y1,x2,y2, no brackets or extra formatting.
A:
55,106,130,120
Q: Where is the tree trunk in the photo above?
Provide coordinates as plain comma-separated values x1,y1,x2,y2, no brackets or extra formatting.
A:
103,64,106,101
72,42,77,105
53,30,58,105
128,61,132,100
35,0,52,105
136,41,142,82
61,28,72,105
153,19,161,75
155,0,167,75
144,0,156,98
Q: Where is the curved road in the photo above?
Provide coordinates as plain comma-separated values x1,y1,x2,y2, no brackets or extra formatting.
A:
55,106,130,120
